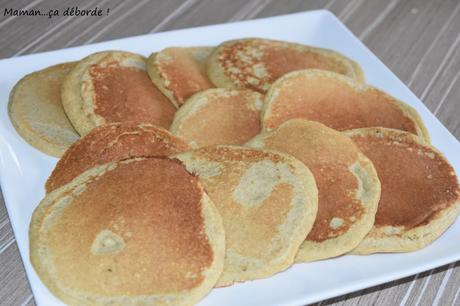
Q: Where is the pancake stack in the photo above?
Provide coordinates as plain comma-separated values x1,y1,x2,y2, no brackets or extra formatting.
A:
8,37,459,305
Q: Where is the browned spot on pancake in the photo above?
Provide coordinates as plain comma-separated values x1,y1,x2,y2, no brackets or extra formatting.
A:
45,123,190,193
266,73,418,134
261,120,364,242
90,65,176,128
157,48,213,105
218,39,351,93
177,91,261,147
351,132,459,229
46,158,213,295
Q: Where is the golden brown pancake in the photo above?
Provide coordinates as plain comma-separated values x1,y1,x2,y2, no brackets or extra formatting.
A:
207,38,364,93
147,47,214,107
45,122,190,193
30,157,225,305
170,88,263,148
346,128,460,254
263,69,429,141
247,119,381,261
175,145,318,286
61,51,176,135
8,62,80,157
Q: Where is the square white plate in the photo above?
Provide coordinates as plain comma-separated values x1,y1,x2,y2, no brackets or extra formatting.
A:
0,9,459,306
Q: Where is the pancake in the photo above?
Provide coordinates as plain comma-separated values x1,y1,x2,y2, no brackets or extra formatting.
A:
346,128,460,254
263,69,429,141
30,157,225,305
246,119,381,262
8,62,80,157
175,145,318,286
147,47,214,107
45,122,190,193
170,88,263,148
207,38,364,93
61,51,176,136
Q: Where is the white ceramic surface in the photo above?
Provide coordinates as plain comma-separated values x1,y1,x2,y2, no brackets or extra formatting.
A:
0,10,459,306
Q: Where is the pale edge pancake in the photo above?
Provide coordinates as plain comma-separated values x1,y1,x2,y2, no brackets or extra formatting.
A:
345,128,460,254
170,88,263,148
175,145,318,286
262,69,430,142
61,51,147,136
206,38,365,91
30,157,225,305
246,120,381,262
8,62,80,157
147,47,214,108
